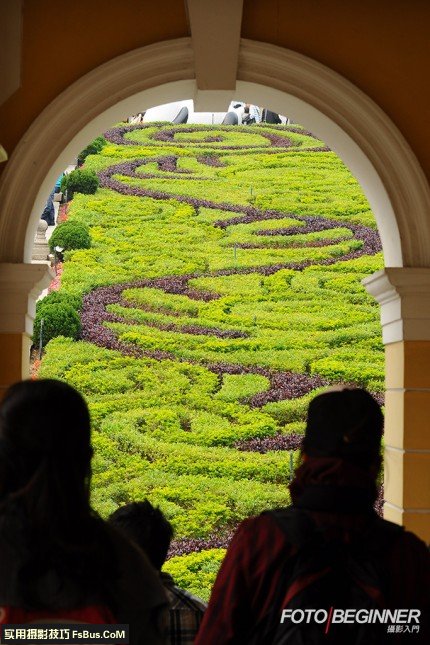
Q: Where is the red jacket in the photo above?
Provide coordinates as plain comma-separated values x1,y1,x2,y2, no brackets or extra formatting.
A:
196,458,430,644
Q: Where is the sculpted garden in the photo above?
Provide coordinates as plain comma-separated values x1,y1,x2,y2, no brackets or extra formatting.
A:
37,121,384,599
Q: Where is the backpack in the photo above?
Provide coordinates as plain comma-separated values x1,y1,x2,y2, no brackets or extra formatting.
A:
247,507,403,645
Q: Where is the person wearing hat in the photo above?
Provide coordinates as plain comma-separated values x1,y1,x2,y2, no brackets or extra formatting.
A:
195,388,430,644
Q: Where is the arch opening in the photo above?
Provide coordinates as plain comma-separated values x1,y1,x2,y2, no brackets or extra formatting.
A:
23,80,403,268
1,38,429,269
0,39,429,542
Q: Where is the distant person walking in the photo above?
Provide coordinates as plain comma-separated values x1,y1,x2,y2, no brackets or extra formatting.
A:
110,500,206,645
196,388,430,644
41,189,55,225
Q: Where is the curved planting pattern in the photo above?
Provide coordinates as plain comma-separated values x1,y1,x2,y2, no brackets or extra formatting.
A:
40,122,384,599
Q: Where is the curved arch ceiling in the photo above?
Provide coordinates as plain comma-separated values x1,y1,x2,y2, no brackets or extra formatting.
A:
0,39,429,267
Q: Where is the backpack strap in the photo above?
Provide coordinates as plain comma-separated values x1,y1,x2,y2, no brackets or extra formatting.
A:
265,507,318,548
266,506,404,553
264,506,404,607
246,509,322,644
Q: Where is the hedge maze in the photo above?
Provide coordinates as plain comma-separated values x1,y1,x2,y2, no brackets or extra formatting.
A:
39,122,384,598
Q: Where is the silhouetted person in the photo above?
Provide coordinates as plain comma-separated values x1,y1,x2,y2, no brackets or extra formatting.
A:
109,501,206,645
41,190,55,225
196,388,430,644
0,379,167,644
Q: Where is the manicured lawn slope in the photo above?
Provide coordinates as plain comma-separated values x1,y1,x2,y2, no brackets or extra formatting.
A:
39,122,383,599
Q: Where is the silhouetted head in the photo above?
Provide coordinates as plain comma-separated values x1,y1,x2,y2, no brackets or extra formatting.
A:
0,379,93,515
109,500,173,570
302,388,383,471
0,380,119,608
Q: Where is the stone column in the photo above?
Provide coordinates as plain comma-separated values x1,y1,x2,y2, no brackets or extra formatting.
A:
32,219,50,262
363,268,430,542
0,263,53,398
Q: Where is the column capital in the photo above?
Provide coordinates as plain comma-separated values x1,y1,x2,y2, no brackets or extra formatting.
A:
0,263,53,334
363,268,430,344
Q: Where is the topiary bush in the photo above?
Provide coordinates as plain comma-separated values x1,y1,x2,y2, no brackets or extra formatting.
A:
77,136,106,166
163,549,226,602
36,290,83,313
33,304,81,347
61,168,99,199
49,221,91,252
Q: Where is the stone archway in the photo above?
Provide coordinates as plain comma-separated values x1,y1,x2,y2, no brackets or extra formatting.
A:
1,38,430,266
0,38,429,539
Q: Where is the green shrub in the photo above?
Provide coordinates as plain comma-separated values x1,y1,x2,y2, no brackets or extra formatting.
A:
49,221,91,252
33,305,81,347
61,168,99,199
36,290,82,314
216,373,270,402
77,136,106,165
163,549,226,601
